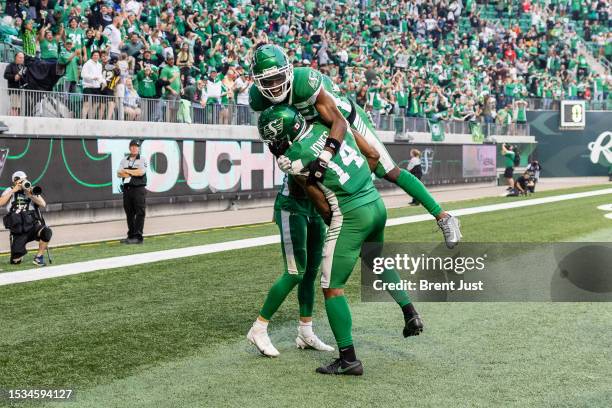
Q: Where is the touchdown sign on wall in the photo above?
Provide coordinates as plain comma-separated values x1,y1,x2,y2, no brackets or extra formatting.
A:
0,137,284,204
0,137,497,207
98,139,283,194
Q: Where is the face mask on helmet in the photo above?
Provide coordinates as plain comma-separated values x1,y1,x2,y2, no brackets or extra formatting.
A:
258,106,306,156
265,138,292,156
254,64,294,103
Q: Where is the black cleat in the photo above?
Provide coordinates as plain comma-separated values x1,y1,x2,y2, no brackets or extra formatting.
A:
403,315,424,337
316,358,363,376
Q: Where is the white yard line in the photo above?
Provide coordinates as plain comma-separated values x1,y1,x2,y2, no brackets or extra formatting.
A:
1,188,611,287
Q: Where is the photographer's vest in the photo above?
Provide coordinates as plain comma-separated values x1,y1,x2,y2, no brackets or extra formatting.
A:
8,191,35,213
122,154,147,187
3,191,38,235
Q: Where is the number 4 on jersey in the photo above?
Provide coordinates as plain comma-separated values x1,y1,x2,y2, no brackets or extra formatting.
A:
328,142,365,185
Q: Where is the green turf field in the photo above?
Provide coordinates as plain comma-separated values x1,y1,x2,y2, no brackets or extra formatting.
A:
1,183,610,271
0,185,611,407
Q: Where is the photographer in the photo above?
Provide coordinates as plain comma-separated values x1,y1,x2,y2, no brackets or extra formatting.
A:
117,140,148,244
514,171,535,196
0,171,52,266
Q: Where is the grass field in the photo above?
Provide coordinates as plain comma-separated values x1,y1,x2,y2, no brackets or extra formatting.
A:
0,185,611,407
1,183,611,271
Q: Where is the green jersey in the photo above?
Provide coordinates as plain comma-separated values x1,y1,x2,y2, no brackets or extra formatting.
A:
274,175,318,216
58,47,79,82
504,151,515,168
136,70,158,98
40,38,59,60
65,27,85,49
249,67,353,121
285,123,380,214
160,65,181,96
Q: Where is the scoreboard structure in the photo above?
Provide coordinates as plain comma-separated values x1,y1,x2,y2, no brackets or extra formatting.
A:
560,100,586,129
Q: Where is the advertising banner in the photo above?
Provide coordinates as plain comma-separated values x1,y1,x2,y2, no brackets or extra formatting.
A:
0,137,284,204
528,110,611,176
0,137,497,208
462,145,497,178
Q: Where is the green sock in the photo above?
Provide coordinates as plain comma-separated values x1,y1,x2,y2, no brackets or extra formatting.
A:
325,295,353,348
397,169,442,217
381,267,411,308
297,268,316,318
374,162,388,179
259,274,301,320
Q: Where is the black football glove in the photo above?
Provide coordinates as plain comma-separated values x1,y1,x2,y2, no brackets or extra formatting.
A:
307,157,328,183
307,148,334,183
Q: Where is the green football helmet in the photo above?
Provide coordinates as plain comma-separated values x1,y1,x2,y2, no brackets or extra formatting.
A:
251,44,294,103
257,105,306,156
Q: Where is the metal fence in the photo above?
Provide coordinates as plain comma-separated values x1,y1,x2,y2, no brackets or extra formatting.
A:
524,97,611,111
1,88,530,137
0,88,257,125
383,115,530,137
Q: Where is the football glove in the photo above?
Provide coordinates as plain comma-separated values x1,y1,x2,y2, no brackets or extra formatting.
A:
307,150,333,183
277,155,305,175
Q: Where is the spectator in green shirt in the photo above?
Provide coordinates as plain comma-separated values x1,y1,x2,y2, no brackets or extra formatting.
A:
136,65,159,99
64,17,86,55
20,20,37,59
159,55,181,122
58,39,81,93
38,24,62,62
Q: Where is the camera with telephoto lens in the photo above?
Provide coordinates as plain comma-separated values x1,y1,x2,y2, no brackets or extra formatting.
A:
22,179,31,189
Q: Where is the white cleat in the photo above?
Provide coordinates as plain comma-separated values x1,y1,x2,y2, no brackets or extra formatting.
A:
437,214,463,249
247,327,280,357
295,333,335,352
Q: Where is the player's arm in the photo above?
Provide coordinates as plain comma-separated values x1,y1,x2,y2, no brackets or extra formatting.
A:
308,89,348,182
352,127,379,172
315,88,347,147
293,176,332,225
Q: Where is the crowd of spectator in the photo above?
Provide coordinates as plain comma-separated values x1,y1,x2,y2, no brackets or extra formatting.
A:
0,0,610,125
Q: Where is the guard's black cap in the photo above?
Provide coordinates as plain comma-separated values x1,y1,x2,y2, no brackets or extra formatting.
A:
129,139,141,147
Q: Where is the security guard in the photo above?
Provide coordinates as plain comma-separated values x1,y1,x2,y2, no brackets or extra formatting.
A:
117,139,148,244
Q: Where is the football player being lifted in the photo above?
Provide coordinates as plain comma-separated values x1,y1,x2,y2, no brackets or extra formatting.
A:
249,44,462,248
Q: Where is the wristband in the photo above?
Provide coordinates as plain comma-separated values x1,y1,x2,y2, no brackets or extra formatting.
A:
324,137,341,155
318,149,333,164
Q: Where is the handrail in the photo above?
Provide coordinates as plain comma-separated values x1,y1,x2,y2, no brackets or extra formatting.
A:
0,87,537,137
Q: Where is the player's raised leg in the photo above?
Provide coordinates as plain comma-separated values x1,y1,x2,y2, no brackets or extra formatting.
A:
350,106,462,248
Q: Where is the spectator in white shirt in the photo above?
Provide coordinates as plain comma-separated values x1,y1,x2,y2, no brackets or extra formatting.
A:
81,50,105,119
233,67,252,125
103,16,123,59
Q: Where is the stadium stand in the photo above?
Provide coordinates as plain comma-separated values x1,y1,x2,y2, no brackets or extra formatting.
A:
0,0,610,129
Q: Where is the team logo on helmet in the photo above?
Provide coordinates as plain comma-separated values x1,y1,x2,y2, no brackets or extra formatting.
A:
263,118,284,140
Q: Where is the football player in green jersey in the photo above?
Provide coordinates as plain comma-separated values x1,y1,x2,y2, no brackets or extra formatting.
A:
258,105,424,376
246,175,335,357
249,44,462,249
